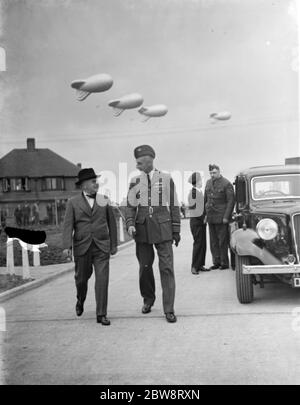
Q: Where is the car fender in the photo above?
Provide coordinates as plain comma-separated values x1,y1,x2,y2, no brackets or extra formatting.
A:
230,228,281,265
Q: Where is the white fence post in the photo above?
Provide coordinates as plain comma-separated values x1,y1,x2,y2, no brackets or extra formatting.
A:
119,216,125,242
6,238,15,275
33,251,40,267
21,244,31,279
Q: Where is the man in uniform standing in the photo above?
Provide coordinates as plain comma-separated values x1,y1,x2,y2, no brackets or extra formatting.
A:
204,164,235,270
125,145,181,323
23,202,31,227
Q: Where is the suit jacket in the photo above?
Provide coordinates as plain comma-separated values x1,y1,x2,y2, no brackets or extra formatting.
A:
125,169,181,244
62,193,118,257
204,176,235,224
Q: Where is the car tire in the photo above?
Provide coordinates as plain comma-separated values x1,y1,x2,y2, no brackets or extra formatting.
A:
236,254,254,303
230,248,236,271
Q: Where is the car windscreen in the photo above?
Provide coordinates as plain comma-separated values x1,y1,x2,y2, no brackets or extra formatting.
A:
251,174,300,200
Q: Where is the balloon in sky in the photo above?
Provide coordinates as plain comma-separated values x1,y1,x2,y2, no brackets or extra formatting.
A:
71,73,113,101
108,93,144,116
138,104,168,122
209,111,231,122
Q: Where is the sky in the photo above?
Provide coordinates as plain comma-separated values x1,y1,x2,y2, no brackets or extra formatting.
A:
0,0,299,202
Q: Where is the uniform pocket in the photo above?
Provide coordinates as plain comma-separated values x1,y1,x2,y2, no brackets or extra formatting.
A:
158,217,172,240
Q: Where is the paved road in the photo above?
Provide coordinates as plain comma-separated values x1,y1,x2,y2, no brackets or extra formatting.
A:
1,220,300,385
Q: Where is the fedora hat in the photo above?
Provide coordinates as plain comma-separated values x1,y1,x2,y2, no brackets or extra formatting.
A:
76,168,99,185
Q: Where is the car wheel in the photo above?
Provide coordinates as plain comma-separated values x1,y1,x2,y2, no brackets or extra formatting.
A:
236,254,254,303
230,248,236,271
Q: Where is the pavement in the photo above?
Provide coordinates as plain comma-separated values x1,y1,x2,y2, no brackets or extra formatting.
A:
1,220,300,385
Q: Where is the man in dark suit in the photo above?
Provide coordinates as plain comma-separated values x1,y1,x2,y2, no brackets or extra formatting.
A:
204,164,235,270
62,168,118,325
125,145,181,323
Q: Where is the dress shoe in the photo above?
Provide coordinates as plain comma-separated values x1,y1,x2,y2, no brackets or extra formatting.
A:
166,312,177,323
199,266,210,272
209,264,220,270
75,300,83,316
142,304,152,314
219,265,229,270
191,267,199,275
97,316,111,326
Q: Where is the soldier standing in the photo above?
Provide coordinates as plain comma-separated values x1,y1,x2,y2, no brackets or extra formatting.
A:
47,203,53,225
32,202,40,226
125,145,181,323
204,164,235,270
14,205,23,227
22,202,31,227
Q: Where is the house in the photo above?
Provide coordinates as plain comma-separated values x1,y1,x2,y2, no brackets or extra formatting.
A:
0,138,81,225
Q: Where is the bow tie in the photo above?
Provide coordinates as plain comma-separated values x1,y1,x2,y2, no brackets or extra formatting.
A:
86,194,96,199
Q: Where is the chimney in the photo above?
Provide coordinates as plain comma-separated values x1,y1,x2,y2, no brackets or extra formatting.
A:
77,163,82,169
27,138,35,152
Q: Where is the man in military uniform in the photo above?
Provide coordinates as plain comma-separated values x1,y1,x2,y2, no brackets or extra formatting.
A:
125,145,181,323
204,164,235,270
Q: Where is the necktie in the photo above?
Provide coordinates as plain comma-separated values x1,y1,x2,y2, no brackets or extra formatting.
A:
86,194,96,199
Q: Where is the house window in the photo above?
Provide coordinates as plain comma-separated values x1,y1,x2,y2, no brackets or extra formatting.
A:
43,177,65,191
2,178,29,192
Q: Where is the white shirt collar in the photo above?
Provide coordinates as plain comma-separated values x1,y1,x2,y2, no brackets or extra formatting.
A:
83,191,95,207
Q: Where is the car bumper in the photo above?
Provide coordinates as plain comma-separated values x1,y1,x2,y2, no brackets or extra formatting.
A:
243,264,300,275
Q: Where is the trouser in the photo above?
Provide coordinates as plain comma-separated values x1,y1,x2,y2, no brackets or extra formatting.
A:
136,241,175,314
74,241,110,316
190,216,207,269
208,223,229,267
23,215,29,226
16,217,22,227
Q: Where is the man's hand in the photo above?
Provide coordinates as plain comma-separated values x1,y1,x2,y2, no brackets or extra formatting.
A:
128,226,136,238
173,233,181,247
63,248,72,261
222,218,229,224
110,246,118,255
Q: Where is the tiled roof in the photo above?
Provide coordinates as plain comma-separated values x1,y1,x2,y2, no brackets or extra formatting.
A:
0,148,80,177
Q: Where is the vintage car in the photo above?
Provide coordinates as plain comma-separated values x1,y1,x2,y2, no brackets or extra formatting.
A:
230,164,300,303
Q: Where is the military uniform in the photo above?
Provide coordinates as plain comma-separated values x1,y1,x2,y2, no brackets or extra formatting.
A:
204,176,235,267
125,168,180,314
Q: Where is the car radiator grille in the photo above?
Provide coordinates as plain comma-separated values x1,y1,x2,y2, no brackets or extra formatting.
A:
292,213,300,262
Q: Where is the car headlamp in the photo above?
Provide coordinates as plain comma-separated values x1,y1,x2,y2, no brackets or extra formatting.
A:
256,218,278,240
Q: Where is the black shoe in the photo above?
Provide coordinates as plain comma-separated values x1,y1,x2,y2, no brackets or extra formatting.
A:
191,267,199,275
166,312,177,323
142,304,152,314
199,266,210,272
97,316,111,326
76,300,83,317
209,264,220,270
219,265,229,270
